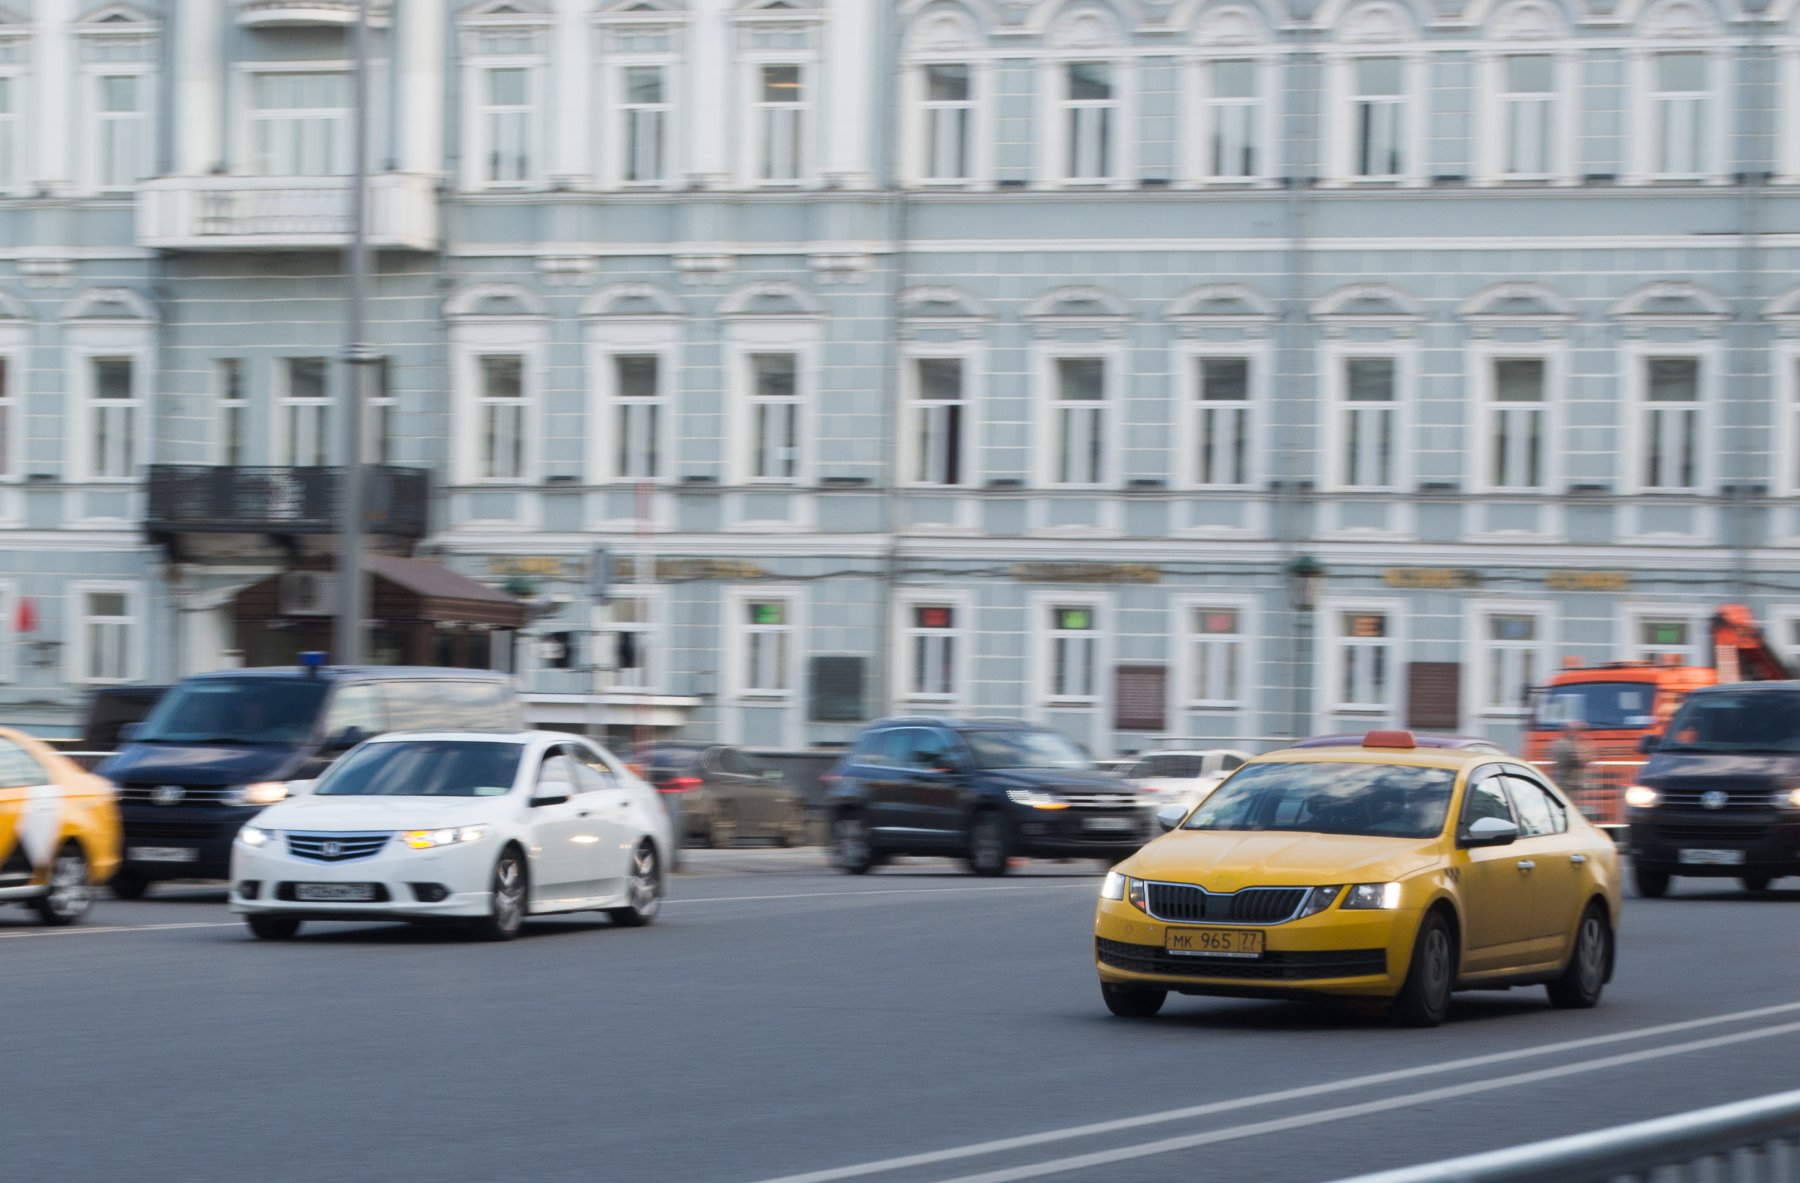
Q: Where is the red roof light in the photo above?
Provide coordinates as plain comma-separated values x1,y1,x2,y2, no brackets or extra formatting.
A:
1362,730,1417,749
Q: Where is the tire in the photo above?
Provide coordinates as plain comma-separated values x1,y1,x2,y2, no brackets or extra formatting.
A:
1101,981,1166,1019
1741,874,1773,894
831,813,878,875
468,847,528,941
1633,865,1672,899
776,801,808,848
246,914,302,941
32,842,93,927
608,843,661,927
708,802,739,850
1391,911,1456,1028
1546,903,1612,1010
109,869,149,900
966,811,1010,877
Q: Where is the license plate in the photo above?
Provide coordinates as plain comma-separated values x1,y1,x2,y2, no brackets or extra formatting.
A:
293,883,377,902
1166,927,1265,958
1084,817,1137,833
1679,848,1746,866
129,846,197,863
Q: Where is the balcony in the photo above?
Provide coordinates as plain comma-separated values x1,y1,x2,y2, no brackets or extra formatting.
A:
235,0,392,28
137,173,438,252
145,465,431,541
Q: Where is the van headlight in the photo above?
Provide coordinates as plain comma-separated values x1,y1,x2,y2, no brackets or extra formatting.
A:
402,826,488,850
226,782,289,807
238,826,276,848
1624,785,1660,809
1776,787,1800,810
1341,883,1402,910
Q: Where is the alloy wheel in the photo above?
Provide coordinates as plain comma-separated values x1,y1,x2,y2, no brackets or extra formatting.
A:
37,847,92,925
628,846,660,917
1576,915,1606,994
493,855,525,934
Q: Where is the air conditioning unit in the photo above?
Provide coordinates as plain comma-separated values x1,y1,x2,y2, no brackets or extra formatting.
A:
279,571,336,616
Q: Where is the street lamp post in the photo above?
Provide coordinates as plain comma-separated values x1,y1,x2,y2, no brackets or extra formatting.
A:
1285,555,1324,738
333,0,374,666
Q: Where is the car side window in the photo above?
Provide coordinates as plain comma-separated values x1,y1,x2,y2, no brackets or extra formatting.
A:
573,743,621,791
569,756,609,795
1461,775,1517,830
0,738,44,788
906,729,955,772
720,748,757,776
324,684,386,742
1221,754,1245,772
861,730,909,769
1504,776,1566,837
380,681,441,733
538,752,581,795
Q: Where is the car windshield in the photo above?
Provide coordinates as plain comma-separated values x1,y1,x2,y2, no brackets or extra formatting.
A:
1658,691,1800,753
316,740,524,797
963,729,1090,771
1140,754,1206,779
1182,761,1456,840
1532,681,1658,730
134,678,328,745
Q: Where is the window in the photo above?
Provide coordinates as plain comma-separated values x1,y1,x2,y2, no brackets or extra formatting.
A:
217,360,246,467
280,358,331,467
1635,617,1692,663
480,66,535,185
1486,358,1546,489
1505,776,1567,836
0,76,16,191
1339,357,1397,490
1193,357,1251,487
612,355,663,480
1048,604,1099,701
1461,777,1515,828
1351,57,1405,178
743,599,793,694
1063,62,1115,180
757,64,806,183
620,66,669,184
910,357,966,486
323,683,387,741
907,604,958,699
1336,611,1392,710
1188,607,1244,706
0,356,13,479
1641,357,1700,491
1498,54,1554,178
250,72,350,176
93,73,148,189
921,63,972,181
1052,357,1107,485
78,589,134,683
748,352,800,482
1650,51,1707,177
1204,59,1259,179
88,357,137,480
365,358,393,466
601,592,656,691
1482,613,1540,714
476,354,527,481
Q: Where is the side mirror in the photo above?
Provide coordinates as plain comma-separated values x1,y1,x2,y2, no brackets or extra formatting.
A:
285,779,317,798
119,722,144,743
530,781,574,807
1462,816,1520,848
1156,804,1188,833
1639,733,1659,755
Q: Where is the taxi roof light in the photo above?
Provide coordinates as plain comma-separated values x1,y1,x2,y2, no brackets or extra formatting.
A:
1362,729,1416,750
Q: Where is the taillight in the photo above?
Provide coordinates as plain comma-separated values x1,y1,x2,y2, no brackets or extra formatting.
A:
820,772,841,787
659,777,702,793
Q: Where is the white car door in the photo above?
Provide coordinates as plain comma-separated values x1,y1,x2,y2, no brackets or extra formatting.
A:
524,749,593,910
567,750,635,902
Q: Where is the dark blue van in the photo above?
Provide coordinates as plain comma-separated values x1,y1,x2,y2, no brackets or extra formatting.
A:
97,666,523,897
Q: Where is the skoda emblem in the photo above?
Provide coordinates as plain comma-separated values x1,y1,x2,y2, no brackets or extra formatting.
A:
1701,791,1729,811
322,841,343,858
151,785,185,806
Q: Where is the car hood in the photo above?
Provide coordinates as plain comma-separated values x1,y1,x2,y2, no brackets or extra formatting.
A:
98,742,301,786
252,795,509,831
984,768,1131,795
1641,751,1800,792
1123,830,1442,888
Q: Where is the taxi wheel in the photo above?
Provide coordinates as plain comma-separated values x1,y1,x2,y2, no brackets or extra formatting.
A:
966,812,1011,877
1101,982,1166,1019
609,843,661,928
470,847,528,941
246,915,302,941
32,843,94,927
1547,904,1612,1009
109,869,149,900
1391,912,1456,1028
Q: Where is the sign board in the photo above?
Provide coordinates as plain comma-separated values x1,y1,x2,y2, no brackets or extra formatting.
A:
615,558,769,582
1546,571,1630,592
1383,568,1481,590
1009,563,1160,585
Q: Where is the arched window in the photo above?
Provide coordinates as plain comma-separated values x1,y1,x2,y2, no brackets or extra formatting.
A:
902,3,990,186
1320,0,1423,185
1038,4,1132,187
1185,3,1277,184
1475,0,1575,184
1628,0,1729,183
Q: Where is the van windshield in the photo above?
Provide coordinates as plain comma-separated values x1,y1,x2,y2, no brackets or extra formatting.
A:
134,678,329,745
1532,681,1658,730
1659,691,1800,753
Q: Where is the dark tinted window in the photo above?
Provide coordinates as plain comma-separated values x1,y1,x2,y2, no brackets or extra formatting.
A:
1532,681,1657,730
1220,754,1246,771
895,728,955,771
1183,761,1456,839
1462,777,1517,828
720,748,757,776
1661,690,1800,753
137,678,328,745
317,740,523,797
964,729,1089,770
853,730,910,768
1505,776,1566,836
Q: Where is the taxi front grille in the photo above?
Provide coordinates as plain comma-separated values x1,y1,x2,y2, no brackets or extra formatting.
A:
1144,882,1308,925
1097,938,1386,981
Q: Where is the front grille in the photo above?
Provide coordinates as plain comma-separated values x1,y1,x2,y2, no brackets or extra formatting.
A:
118,784,236,805
1656,790,1775,811
1098,938,1386,981
285,832,392,863
123,820,225,842
1649,824,1768,843
1144,882,1309,925
1059,794,1140,809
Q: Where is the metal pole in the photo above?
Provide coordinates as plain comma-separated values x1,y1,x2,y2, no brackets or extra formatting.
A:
334,0,372,666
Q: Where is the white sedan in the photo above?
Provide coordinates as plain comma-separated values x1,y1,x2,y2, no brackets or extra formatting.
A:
229,731,672,941
1126,748,1254,809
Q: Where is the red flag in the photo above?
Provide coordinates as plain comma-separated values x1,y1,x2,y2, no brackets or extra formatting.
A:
14,596,35,635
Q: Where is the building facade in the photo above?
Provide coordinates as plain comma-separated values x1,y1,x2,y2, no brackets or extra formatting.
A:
1,0,1799,751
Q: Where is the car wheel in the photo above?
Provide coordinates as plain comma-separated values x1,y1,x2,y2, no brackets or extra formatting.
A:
709,802,739,850
246,914,302,941
1741,874,1772,894
1101,981,1166,1019
608,843,661,927
32,843,93,927
1546,903,1612,1010
469,847,528,941
776,802,808,848
966,811,1010,877
109,869,149,900
831,813,877,875
1391,912,1456,1028
1633,865,1671,899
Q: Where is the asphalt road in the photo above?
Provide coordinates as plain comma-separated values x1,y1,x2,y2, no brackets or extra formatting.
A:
4,851,1798,1183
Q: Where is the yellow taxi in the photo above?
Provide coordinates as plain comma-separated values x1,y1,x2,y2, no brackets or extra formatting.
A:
1095,731,1622,1026
0,727,121,926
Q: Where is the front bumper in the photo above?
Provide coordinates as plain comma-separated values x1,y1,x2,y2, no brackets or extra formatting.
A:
1011,808,1150,858
1627,810,1800,877
229,835,499,920
118,802,262,879
1093,896,1415,999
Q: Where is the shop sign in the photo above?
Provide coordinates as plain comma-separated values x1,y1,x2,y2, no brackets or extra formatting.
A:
1008,563,1161,585
1546,571,1630,592
616,557,769,582
1382,568,1481,589
488,555,581,580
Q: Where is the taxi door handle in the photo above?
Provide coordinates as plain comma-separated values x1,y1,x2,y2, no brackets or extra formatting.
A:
1515,860,1536,871
1569,854,1588,865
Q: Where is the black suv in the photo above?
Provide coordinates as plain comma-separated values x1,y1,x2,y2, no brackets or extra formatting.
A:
823,717,1149,875
1627,681,1800,897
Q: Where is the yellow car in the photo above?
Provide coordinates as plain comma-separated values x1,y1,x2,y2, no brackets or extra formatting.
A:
1095,731,1622,1026
0,727,121,926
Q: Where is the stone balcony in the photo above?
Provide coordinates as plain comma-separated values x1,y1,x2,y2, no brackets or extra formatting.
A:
235,0,392,28
136,173,438,252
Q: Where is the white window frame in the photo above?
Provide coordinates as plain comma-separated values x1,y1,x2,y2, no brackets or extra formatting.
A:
1321,340,1413,494
906,58,986,186
1477,49,1576,184
742,58,815,188
463,51,545,191
725,585,802,701
85,65,151,193
1629,44,1729,184
1317,597,1405,725
1465,599,1554,720
1618,604,1706,665
67,328,152,485
1775,339,1800,498
604,56,679,189
214,359,248,467
589,319,679,486
0,328,23,483
1781,42,1800,185
0,64,23,197
1770,605,1800,674
724,321,819,487
1189,54,1276,185
1172,594,1258,713
1029,591,1110,711
1173,339,1267,491
1042,55,1131,186
1468,340,1563,495
67,581,145,686
0,579,13,683
237,62,356,178
593,585,665,694
451,319,546,487
893,590,973,710
1619,341,1719,496
1034,343,1123,490
900,343,982,489
1325,51,1423,185
274,356,333,468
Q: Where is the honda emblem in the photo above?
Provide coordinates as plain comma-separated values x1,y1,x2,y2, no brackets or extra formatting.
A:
322,841,343,858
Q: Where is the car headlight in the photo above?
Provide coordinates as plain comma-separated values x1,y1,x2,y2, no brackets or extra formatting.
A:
401,826,489,850
1004,789,1068,810
239,825,276,848
1775,787,1800,810
1624,785,1660,809
1101,870,1127,900
1341,882,1403,911
1296,885,1345,917
226,782,289,807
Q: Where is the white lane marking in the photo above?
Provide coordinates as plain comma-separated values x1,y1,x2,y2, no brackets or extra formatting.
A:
670,883,1097,906
924,1018,1800,1183
0,922,240,940
744,999,1800,1183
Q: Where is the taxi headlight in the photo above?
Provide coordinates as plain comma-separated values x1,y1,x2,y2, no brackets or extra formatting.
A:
1101,871,1127,900
1342,882,1403,910
1294,885,1344,918
1126,877,1148,914
402,826,488,850
1005,789,1069,810
226,781,289,807
1624,785,1660,809
238,825,276,848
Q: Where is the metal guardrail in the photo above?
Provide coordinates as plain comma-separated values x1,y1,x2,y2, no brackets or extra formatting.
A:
1329,1089,1800,1183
